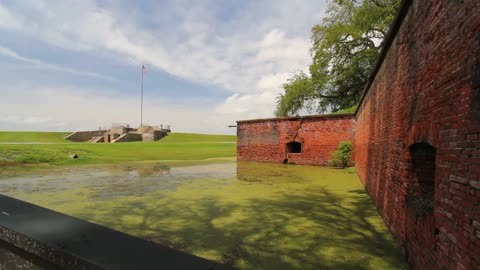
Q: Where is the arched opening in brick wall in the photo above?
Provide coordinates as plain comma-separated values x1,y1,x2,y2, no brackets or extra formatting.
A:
286,141,302,153
405,142,437,253
408,143,436,199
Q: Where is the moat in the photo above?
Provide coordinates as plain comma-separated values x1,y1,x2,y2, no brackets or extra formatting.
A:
0,161,408,270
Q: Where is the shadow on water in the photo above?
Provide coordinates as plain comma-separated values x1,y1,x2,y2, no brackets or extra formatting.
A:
0,161,409,270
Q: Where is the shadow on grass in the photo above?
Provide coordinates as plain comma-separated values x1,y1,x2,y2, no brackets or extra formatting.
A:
75,186,408,270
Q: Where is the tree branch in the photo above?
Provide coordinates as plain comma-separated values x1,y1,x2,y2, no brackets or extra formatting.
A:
370,0,385,7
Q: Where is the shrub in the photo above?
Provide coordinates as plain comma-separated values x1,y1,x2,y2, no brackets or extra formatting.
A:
329,141,353,168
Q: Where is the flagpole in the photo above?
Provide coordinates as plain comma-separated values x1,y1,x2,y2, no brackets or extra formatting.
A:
140,65,144,127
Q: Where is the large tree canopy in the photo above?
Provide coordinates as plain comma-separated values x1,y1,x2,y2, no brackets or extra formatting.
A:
275,0,400,116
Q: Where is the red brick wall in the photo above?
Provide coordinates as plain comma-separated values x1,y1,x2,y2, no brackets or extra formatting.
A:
237,115,355,166
354,1,480,269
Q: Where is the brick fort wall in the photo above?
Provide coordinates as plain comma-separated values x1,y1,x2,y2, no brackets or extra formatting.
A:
236,0,480,269
237,114,355,166
353,0,480,269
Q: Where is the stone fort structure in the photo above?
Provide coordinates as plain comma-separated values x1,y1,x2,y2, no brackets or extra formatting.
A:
237,0,480,269
65,124,171,143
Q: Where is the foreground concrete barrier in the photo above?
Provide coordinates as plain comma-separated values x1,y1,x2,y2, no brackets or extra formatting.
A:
0,194,234,270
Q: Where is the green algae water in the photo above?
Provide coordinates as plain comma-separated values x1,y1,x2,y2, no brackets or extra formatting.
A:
0,161,408,270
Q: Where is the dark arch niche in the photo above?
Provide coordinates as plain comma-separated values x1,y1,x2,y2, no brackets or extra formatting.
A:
406,143,437,226
286,141,302,153
408,142,436,199
405,142,437,253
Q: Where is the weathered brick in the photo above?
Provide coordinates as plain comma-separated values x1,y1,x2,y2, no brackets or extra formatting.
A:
473,220,480,229
464,223,474,234
237,115,354,165
470,181,480,190
450,175,470,184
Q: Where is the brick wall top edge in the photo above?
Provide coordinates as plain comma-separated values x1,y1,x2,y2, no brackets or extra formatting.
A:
237,113,355,124
354,0,412,116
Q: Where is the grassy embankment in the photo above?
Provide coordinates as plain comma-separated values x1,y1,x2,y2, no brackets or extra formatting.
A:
0,132,236,166
0,131,71,142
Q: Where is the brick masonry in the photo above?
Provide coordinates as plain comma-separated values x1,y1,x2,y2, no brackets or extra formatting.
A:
354,0,480,269
237,114,355,166
236,0,480,269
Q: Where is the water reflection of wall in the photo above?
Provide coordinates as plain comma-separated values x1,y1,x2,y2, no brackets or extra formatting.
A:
236,162,267,183
101,163,172,197
122,163,171,178
236,161,298,183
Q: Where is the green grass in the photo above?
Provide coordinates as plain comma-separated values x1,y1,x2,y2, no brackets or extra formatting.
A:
161,132,236,143
333,105,358,114
0,131,70,142
0,132,236,166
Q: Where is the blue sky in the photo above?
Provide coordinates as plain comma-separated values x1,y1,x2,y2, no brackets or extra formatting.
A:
0,0,327,134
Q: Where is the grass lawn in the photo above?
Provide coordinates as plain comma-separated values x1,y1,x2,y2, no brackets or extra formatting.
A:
0,132,236,166
161,132,236,143
0,131,70,142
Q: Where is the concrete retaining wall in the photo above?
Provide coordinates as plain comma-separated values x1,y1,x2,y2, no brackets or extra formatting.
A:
0,194,234,270
142,131,169,142
112,133,143,143
65,131,106,142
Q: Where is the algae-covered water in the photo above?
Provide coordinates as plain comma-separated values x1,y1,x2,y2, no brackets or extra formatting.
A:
0,161,409,270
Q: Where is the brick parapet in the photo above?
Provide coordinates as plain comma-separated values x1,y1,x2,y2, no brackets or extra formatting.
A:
237,115,355,166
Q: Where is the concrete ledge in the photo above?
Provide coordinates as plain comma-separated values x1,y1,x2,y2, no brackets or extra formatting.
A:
0,194,234,270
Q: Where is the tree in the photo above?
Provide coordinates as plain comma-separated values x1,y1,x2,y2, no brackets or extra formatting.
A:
275,0,400,116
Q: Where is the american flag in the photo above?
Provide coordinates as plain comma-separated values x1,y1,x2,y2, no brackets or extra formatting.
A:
142,64,148,74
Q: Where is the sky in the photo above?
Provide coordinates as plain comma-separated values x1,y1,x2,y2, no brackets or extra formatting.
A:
0,0,327,134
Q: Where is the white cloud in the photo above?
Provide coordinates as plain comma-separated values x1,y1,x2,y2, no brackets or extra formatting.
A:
0,0,327,133
0,3,22,30
256,73,290,91
0,45,113,80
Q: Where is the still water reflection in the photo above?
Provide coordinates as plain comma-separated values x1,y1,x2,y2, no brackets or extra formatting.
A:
0,161,408,270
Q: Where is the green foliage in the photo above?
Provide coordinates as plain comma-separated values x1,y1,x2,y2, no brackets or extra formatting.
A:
275,72,316,117
329,141,353,168
333,105,358,114
345,166,357,174
276,0,400,116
